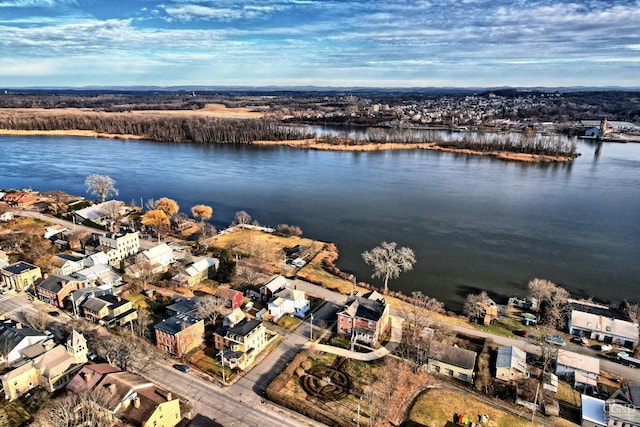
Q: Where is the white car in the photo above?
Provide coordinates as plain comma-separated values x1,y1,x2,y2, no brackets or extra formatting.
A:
601,344,612,352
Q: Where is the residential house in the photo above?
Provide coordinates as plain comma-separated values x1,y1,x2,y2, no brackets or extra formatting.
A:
223,308,246,328
581,394,607,427
495,346,529,382
0,330,88,400
80,294,137,327
213,318,268,371
477,298,499,325
35,274,84,308
214,287,244,311
425,341,477,383
171,257,218,287
84,251,109,267
154,314,204,358
0,261,42,291
3,191,39,207
267,288,310,319
0,319,50,366
67,363,181,427
604,385,640,426
73,200,126,228
50,253,86,276
74,264,122,289
97,230,140,266
68,287,115,318
337,290,390,345
165,296,199,317
556,349,600,390
43,225,68,240
568,300,639,349
260,275,289,302
141,243,174,270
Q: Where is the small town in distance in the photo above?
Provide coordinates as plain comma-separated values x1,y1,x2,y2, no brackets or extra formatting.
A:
0,168,639,427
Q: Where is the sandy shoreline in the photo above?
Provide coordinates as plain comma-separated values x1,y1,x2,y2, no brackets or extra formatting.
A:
252,139,577,162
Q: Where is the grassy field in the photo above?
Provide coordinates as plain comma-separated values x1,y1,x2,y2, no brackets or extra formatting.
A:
409,388,545,427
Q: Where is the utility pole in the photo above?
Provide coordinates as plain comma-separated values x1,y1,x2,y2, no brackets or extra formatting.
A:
218,349,226,382
531,381,540,422
309,313,314,341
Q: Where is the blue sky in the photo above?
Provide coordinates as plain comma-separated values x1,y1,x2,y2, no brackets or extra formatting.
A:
1,0,639,88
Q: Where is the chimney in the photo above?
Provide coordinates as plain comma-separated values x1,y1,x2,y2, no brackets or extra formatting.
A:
133,397,140,408
83,371,94,384
15,323,22,329
166,392,172,401
108,383,116,395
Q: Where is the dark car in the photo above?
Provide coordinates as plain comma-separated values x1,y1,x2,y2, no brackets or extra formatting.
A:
48,311,60,317
173,364,190,373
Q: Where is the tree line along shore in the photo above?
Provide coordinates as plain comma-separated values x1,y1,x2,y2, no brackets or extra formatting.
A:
0,108,579,162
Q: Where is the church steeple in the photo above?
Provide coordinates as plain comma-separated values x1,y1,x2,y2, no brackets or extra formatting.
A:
66,329,88,364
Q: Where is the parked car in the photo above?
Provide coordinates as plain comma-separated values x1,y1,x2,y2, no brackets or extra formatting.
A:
48,310,60,317
545,335,566,346
173,364,190,373
600,344,613,352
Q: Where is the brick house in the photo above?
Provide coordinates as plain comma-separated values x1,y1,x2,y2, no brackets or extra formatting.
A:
337,290,390,345
154,314,204,358
36,274,84,308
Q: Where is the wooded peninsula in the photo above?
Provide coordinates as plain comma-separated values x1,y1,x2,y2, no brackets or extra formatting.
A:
6,88,633,162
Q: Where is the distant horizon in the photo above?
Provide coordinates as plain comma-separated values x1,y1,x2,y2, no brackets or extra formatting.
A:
3,84,640,93
1,1,639,88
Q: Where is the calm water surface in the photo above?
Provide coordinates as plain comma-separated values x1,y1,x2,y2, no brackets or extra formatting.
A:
1,135,639,310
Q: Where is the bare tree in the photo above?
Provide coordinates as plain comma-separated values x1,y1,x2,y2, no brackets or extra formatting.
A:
275,224,302,237
463,291,491,323
528,278,570,330
232,210,252,225
30,388,115,427
97,333,160,375
131,307,153,339
396,291,443,366
361,241,416,293
85,174,118,202
195,295,226,324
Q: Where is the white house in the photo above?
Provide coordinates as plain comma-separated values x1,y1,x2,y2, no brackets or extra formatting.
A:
267,288,310,319
97,231,140,266
51,253,86,276
495,346,528,382
74,264,121,289
0,319,50,366
84,251,109,267
568,300,639,349
141,243,174,268
260,275,289,302
73,200,126,227
556,349,600,390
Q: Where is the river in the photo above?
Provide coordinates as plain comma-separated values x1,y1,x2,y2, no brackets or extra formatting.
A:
1,134,638,310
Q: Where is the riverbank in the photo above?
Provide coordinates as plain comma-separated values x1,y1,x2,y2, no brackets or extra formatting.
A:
252,139,577,163
0,106,577,163
0,128,576,163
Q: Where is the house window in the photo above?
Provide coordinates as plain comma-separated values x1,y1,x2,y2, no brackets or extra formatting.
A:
596,324,601,330
434,365,440,373
445,369,454,376
606,326,611,332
